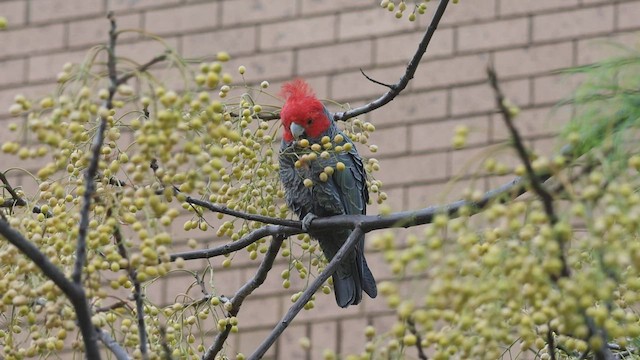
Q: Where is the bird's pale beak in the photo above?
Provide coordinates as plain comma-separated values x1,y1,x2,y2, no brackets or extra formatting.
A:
290,123,305,140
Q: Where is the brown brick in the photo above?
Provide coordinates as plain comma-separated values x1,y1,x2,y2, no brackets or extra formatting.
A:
361,125,408,158
499,0,579,16
296,289,361,322
30,0,104,23
370,90,449,126
0,23,65,57
0,58,26,86
338,7,416,42
339,317,368,355
533,6,614,42
107,0,180,12
300,0,371,16
182,26,257,59
298,39,372,76
260,15,336,50
68,14,140,48
145,2,220,36
0,0,27,27
27,49,90,82
310,321,338,360
532,136,558,158
329,64,406,101
412,53,490,90
533,74,583,105
237,296,281,328
374,28,454,65
376,152,448,187
494,42,574,78
457,18,529,52
227,51,294,83
618,2,640,30
576,32,639,65
410,115,490,153
221,0,297,26
439,0,497,25
450,83,494,116
238,328,276,358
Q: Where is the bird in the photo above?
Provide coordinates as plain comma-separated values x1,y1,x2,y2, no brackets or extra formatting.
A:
278,78,377,307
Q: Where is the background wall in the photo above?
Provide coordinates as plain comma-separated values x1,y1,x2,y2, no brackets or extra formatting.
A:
0,0,638,358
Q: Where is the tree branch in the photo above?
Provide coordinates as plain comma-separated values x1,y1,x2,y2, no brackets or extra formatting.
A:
169,225,300,261
333,0,449,122
112,211,149,360
249,227,364,360
202,234,285,360
407,318,428,360
116,53,168,86
0,172,26,207
97,327,131,360
73,12,118,285
184,196,301,228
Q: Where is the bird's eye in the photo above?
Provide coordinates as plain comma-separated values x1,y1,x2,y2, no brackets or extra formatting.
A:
306,119,313,125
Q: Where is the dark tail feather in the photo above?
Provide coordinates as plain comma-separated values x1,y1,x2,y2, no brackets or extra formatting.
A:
316,231,377,307
358,249,377,298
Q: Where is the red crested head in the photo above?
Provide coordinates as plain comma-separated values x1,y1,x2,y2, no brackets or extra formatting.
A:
280,79,331,142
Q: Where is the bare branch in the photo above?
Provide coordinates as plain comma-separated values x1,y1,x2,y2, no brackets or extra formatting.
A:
170,225,301,261
249,227,364,360
0,172,26,207
184,196,300,228
73,12,118,285
202,234,285,360
97,328,131,360
117,53,169,86
0,220,101,359
487,65,557,223
407,318,428,360
112,211,149,360
359,68,394,89
333,0,449,122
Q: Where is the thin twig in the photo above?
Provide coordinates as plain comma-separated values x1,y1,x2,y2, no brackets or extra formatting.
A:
117,53,168,86
97,327,131,360
184,196,301,228
548,327,556,360
248,227,364,360
487,65,557,223
202,235,285,360
158,326,174,360
112,211,149,360
0,172,26,207
359,68,394,89
407,318,428,360
333,0,449,122
73,12,117,285
169,225,300,261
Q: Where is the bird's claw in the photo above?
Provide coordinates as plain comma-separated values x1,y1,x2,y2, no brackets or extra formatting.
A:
301,213,317,232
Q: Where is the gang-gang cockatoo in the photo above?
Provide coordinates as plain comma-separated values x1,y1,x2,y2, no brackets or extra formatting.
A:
278,79,377,307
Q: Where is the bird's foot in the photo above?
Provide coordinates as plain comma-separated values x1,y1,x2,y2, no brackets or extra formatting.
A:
301,213,317,232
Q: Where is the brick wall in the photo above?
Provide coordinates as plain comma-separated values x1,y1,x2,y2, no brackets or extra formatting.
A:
1,0,639,358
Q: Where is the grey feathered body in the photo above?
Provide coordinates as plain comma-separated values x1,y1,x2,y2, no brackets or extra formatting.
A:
279,114,377,307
